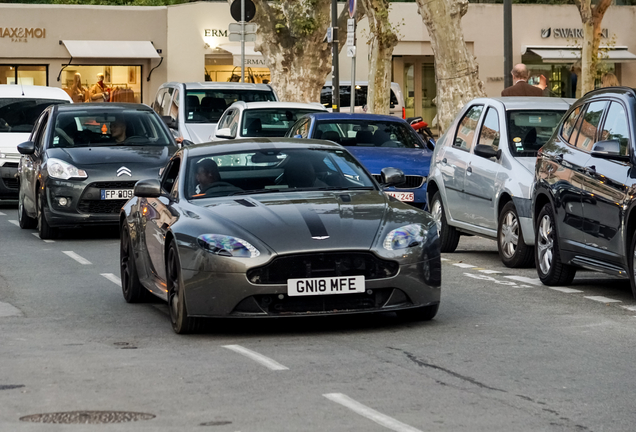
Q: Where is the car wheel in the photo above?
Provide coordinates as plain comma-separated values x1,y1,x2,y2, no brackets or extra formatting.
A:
120,223,149,303
498,201,534,268
627,234,636,300
18,192,36,229
397,303,439,322
37,193,58,240
535,203,576,285
167,239,202,334
430,192,459,253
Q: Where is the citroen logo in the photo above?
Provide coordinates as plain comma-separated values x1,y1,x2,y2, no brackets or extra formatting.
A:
117,166,132,177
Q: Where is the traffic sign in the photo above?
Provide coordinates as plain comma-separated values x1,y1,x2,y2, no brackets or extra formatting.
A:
346,33,355,46
347,18,355,33
348,0,356,19
347,46,356,57
229,33,256,42
230,0,256,22
229,23,257,34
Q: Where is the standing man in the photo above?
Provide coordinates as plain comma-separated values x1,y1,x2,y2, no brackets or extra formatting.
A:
501,64,544,97
88,73,110,102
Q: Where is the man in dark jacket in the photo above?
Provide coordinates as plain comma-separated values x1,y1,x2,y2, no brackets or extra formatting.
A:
501,64,544,97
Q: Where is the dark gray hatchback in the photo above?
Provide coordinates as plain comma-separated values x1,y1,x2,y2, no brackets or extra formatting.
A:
532,87,636,297
17,103,178,239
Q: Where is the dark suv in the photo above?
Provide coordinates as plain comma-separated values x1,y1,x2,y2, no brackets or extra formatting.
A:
532,87,636,297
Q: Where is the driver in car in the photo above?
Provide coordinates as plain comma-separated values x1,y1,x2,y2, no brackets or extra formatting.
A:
110,117,128,144
194,158,242,197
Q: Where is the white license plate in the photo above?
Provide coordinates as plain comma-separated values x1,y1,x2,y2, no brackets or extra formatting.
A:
101,189,134,200
287,275,365,297
385,191,415,202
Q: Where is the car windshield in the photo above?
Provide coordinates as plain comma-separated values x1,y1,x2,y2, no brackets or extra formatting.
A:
242,108,323,137
185,90,276,124
187,147,376,199
0,98,69,133
314,120,423,148
51,110,174,148
507,110,566,157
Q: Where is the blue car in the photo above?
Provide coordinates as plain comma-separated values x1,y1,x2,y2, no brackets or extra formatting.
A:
286,113,434,209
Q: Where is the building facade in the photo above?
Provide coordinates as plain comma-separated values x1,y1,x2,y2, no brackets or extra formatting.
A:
1,2,635,123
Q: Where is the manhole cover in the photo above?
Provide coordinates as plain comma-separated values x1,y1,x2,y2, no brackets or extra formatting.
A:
20,411,155,424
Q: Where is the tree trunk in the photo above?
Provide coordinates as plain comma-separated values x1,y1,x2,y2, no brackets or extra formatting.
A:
360,0,398,115
575,0,612,94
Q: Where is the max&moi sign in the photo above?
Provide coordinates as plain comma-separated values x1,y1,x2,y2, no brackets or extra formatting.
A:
541,28,609,39
0,27,46,43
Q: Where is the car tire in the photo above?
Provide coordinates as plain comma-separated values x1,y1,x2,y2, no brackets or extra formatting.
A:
37,193,58,240
535,203,576,285
430,192,459,253
120,223,149,303
397,303,439,322
627,234,636,300
167,239,202,334
498,201,534,268
18,192,36,229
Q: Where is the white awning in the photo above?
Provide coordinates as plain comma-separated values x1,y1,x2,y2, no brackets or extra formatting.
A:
61,40,160,59
525,46,636,63
217,43,266,67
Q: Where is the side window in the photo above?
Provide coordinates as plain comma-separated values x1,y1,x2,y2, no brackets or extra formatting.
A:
454,105,483,151
228,110,239,136
170,89,179,122
292,119,310,138
477,108,500,150
217,110,234,130
160,88,175,117
601,102,631,156
153,89,166,114
561,106,582,141
161,159,181,195
573,101,606,152
33,112,49,152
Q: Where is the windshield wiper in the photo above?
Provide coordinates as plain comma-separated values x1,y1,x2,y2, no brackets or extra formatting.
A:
230,188,285,196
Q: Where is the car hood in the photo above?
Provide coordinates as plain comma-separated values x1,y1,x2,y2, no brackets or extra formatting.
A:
0,132,30,155
346,147,432,176
47,146,173,167
196,190,391,253
184,123,217,144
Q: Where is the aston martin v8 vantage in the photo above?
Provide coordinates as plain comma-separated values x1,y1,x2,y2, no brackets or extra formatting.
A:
120,138,441,334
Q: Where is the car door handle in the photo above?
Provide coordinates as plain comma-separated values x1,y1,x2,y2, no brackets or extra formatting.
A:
441,158,447,164
467,166,473,173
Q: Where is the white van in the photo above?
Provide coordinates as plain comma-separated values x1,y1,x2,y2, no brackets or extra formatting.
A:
0,85,72,199
322,81,406,119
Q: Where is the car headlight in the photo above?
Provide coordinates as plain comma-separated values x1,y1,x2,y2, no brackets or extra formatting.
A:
383,224,427,250
47,158,87,180
197,234,260,258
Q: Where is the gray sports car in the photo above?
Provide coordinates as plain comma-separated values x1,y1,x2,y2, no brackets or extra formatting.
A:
120,138,441,334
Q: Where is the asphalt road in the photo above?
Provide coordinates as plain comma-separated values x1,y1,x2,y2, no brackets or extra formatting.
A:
1,199,635,431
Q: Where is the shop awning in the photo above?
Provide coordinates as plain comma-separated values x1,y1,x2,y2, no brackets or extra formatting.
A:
217,43,266,67
525,46,636,63
61,40,160,59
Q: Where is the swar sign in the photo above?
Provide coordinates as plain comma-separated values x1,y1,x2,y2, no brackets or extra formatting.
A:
0,27,46,43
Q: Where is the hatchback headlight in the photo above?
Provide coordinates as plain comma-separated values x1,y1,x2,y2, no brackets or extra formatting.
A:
47,158,88,180
197,234,260,258
383,224,427,250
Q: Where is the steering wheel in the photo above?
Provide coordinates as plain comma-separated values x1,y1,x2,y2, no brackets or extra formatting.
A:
123,135,147,143
55,127,74,146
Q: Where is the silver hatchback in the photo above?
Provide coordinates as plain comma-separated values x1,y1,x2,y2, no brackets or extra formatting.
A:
426,97,573,267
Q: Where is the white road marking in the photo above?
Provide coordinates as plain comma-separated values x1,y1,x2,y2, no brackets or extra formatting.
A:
621,305,636,312
8,219,19,227
323,393,422,432
584,296,622,303
549,287,583,294
62,251,92,265
0,211,6,215
32,232,55,243
464,273,520,286
504,275,542,286
440,258,449,261
0,301,22,317
101,273,121,287
479,269,502,274
222,345,289,371
453,263,475,268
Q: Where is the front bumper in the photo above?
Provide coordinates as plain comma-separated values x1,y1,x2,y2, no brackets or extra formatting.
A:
0,159,20,198
181,257,442,318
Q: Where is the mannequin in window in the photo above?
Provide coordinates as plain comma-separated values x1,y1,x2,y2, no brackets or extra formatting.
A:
67,72,86,103
88,73,110,102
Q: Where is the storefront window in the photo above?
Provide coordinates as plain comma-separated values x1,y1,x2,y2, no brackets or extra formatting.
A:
0,65,48,86
403,63,415,118
421,63,437,124
205,63,270,84
61,66,142,104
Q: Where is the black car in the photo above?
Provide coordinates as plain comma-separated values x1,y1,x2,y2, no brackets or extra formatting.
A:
532,87,636,296
17,103,178,239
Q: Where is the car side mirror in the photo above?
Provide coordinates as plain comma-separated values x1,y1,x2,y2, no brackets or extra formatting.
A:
215,127,234,139
474,144,499,159
134,178,162,198
161,116,177,130
17,141,35,155
591,140,630,162
380,167,405,187
181,139,194,147
426,138,435,151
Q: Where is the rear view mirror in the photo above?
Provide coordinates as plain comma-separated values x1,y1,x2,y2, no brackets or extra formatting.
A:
591,140,630,162
380,167,405,187
474,144,499,159
161,116,177,130
215,128,234,139
134,178,161,198
17,141,35,155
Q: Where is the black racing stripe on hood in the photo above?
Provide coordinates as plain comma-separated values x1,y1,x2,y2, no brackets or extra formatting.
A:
298,206,329,238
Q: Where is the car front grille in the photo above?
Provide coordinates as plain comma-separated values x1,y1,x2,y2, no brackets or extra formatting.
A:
89,181,137,189
1,178,18,190
77,199,127,214
372,174,425,189
2,162,19,168
247,252,399,285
